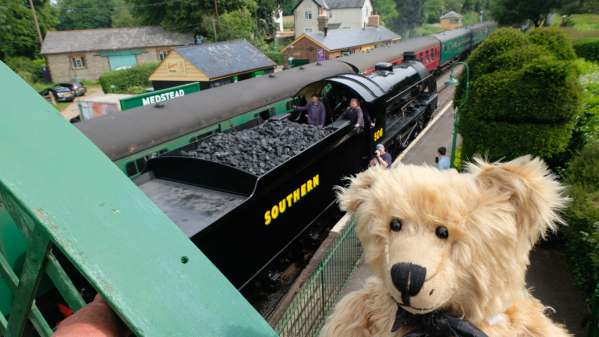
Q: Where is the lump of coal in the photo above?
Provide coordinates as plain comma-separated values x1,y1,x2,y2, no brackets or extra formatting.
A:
180,120,336,175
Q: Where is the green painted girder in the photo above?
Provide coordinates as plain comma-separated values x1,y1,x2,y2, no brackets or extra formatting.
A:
0,61,278,337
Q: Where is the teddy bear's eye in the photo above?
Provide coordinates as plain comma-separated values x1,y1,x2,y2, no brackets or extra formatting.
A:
435,225,449,239
390,219,402,232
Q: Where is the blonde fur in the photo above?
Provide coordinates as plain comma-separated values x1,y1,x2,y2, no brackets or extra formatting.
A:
321,156,571,337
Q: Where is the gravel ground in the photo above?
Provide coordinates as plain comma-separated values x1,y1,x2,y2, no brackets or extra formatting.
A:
181,120,336,175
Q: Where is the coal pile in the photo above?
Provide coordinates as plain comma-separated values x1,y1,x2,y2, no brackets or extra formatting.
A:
181,120,336,175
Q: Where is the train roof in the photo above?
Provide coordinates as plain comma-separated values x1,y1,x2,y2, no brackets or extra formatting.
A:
76,61,353,161
339,36,438,73
434,27,471,42
327,61,428,102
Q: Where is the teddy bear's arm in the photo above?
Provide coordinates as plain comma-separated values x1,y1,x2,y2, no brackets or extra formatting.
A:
319,289,375,337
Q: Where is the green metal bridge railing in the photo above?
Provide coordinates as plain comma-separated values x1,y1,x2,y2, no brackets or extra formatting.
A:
0,61,277,337
274,219,362,337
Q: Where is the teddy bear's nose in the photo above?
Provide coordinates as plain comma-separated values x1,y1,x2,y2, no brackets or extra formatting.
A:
390,263,427,305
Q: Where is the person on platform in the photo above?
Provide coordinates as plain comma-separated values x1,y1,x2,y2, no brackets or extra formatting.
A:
436,146,451,170
340,98,364,128
370,144,393,168
293,94,326,126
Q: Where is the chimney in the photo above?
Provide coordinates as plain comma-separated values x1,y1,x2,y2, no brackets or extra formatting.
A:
368,14,380,27
318,15,329,35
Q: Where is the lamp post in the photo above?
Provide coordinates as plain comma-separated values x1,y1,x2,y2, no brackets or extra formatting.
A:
445,62,470,169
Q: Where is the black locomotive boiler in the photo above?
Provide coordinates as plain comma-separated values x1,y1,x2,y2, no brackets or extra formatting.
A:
135,56,438,291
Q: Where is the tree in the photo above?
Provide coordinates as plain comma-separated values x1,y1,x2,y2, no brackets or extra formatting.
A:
395,0,424,37
110,0,139,28
217,8,258,41
424,0,444,23
0,0,57,59
56,0,113,30
375,0,400,29
127,0,262,41
491,0,560,27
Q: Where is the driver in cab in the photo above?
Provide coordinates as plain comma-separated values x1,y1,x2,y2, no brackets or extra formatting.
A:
293,94,326,127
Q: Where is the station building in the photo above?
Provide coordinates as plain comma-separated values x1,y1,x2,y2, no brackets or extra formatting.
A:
149,39,277,90
282,16,400,65
41,26,193,83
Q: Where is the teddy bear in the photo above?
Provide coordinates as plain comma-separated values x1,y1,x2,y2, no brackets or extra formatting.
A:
320,156,572,337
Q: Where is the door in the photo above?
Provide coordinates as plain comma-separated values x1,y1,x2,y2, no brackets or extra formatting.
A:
108,54,137,70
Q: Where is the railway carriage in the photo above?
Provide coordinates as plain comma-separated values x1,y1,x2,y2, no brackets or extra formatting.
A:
435,28,474,68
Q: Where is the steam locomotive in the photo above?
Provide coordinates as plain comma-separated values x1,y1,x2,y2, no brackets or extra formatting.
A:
137,56,437,290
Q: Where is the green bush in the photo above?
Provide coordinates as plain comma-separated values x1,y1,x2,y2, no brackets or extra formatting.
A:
465,28,530,80
562,140,599,297
99,63,158,93
529,28,577,61
458,28,583,163
5,56,45,85
468,59,580,123
574,38,599,63
460,114,576,160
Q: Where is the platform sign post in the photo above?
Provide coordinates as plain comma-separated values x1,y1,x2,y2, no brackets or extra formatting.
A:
119,82,200,111
316,49,326,63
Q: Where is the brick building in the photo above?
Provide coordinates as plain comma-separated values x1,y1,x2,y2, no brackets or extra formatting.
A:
41,27,194,83
440,11,464,30
282,19,399,64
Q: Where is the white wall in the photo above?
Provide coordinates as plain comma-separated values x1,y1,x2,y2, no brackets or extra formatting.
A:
294,0,320,36
329,0,372,30
294,0,373,36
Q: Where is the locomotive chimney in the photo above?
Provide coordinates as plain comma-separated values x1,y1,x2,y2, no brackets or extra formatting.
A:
318,15,329,36
368,14,380,27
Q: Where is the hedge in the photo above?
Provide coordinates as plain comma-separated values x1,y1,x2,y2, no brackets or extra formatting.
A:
562,140,599,297
465,28,530,81
5,56,45,85
459,114,576,161
528,28,577,61
574,38,599,63
466,58,581,123
99,63,158,94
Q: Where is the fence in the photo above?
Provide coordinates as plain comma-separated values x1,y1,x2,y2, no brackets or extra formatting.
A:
273,218,362,337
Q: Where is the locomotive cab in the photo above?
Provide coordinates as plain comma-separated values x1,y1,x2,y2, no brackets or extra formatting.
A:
293,60,437,157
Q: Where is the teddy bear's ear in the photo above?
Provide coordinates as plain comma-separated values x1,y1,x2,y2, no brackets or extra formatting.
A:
468,155,568,245
337,167,380,214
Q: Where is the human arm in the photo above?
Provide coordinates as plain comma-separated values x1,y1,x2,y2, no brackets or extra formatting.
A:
356,108,364,128
53,295,129,337
374,151,389,168
319,103,326,126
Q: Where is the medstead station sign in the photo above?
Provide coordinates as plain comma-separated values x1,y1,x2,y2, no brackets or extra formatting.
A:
119,82,201,111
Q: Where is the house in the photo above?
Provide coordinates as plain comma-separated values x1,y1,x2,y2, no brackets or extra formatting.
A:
293,0,373,37
149,39,276,90
41,27,194,83
282,19,400,64
440,11,464,30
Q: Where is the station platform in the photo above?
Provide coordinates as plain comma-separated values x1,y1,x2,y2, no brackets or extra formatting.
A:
336,102,589,336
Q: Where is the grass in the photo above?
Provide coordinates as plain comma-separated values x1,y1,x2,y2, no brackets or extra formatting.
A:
570,14,599,31
560,14,599,42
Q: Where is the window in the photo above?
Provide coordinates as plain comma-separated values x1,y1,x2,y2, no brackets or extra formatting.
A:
158,49,170,61
305,28,313,32
70,55,86,69
304,10,312,19
125,162,137,176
